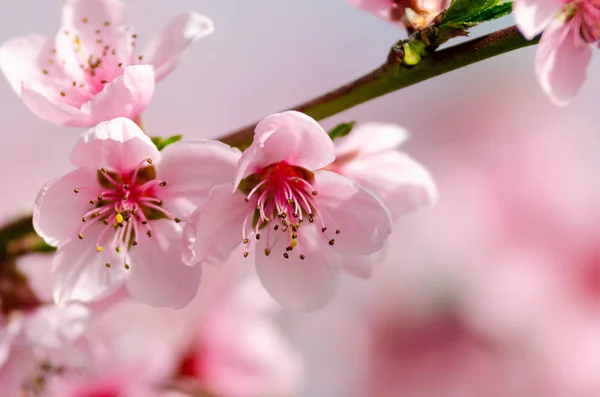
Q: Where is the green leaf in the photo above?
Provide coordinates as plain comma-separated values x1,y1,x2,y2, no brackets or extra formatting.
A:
150,134,183,151
443,0,512,25
463,1,513,23
328,121,356,140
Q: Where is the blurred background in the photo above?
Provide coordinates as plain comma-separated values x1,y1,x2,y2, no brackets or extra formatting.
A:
2,1,600,396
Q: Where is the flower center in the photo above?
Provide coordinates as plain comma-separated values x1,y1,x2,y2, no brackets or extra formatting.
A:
238,162,340,260
74,158,179,270
564,0,600,43
42,16,145,104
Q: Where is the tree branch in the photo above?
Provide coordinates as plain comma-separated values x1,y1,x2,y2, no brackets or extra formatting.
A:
220,25,538,149
0,26,538,252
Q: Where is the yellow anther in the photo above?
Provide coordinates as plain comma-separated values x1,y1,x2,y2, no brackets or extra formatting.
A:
115,213,124,224
96,246,103,252
290,239,298,248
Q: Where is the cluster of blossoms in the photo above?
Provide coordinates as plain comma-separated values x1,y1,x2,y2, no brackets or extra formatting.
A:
2,0,590,394
0,0,438,395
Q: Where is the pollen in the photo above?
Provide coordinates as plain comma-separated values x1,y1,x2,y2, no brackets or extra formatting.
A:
116,213,124,223
96,246,103,252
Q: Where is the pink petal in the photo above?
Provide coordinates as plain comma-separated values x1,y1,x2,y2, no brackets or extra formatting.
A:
347,0,395,20
52,224,128,307
24,304,90,349
126,220,201,309
313,170,392,255
334,122,408,157
21,84,95,126
255,227,340,311
0,35,53,96
34,168,100,247
341,243,389,279
339,151,438,219
513,0,563,39
535,19,592,106
235,111,335,188
182,184,248,266
70,117,160,171
144,12,214,81
155,140,241,219
80,65,155,123
61,0,126,27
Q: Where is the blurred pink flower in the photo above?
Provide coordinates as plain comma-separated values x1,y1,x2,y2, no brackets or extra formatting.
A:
347,0,449,30
33,117,240,308
176,267,303,397
329,122,438,220
514,0,599,105
0,304,90,397
0,0,213,126
44,303,179,397
184,111,393,311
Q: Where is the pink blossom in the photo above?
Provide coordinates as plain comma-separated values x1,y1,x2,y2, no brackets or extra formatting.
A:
184,111,394,311
514,0,599,105
328,122,438,220
347,0,449,30
175,266,303,397
43,302,181,397
0,0,213,126
0,304,90,397
33,117,240,308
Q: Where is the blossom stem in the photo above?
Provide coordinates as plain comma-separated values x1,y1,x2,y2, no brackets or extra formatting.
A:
220,25,539,149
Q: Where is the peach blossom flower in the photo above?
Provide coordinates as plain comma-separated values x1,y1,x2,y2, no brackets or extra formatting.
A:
33,117,240,308
514,0,599,105
184,111,394,310
0,0,213,126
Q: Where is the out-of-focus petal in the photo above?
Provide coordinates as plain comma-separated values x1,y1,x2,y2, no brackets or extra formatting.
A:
340,151,438,219
144,12,214,81
314,170,392,255
513,0,563,39
535,20,592,106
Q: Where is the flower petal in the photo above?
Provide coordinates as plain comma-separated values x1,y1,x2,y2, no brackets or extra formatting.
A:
235,111,335,188
156,140,241,219
80,65,155,123
70,117,160,172
333,122,408,157
339,151,438,219
341,242,389,279
21,84,95,127
126,220,201,309
34,168,101,247
313,170,392,255
144,12,214,81
0,35,53,95
535,19,592,106
255,227,340,311
513,0,563,39
52,224,128,307
182,184,248,266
